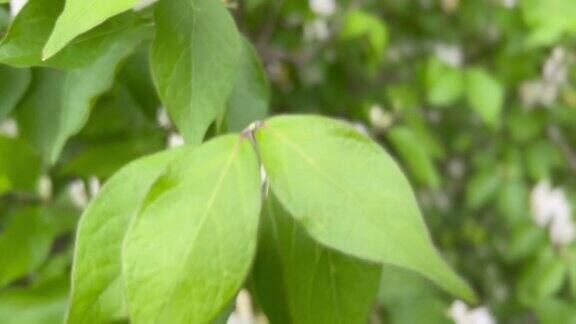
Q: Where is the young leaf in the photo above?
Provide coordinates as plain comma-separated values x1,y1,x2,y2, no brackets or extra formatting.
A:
255,115,476,303
0,208,54,288
0,0,146,69
66,148,185,324
0,66,30,120
253,194,381,324
226,38,269,132
42,0,142,59
15,27,147,164
465,68,504,128
151,0,242,144
123,135,261,323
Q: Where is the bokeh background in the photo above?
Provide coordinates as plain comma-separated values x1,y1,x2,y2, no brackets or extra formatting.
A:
1,0,576,323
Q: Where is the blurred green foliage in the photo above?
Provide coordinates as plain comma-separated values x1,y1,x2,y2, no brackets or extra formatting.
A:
1,0,576,323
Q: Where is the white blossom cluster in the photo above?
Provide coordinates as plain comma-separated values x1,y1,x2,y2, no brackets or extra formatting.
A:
0,118,19,138
449,300,495,324
156,108,185,148
9,0,28,17
530,180,575,247
69,177,101,209
304,0,336,42
520,47,570,108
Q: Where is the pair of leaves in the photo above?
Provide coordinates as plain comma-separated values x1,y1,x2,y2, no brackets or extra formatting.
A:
39,0,267,144
0,0,146,69
14,23,147,164
69,115,475,324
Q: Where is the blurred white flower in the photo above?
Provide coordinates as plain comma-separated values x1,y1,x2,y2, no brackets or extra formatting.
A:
226,290,254,324
69,180,89,209
550,213,576,247
309,0,336,17
434,43,463,67
157,108,172,130
10,0,28,17
88,176,101,198
441,0,459,13
167,133,185,148
304,19,330,42
0,118,19,138
449,300,495,324
369,104,393,131
530,180,575,247
133,0,158,11
352,122,370,136
37,175,52,202
501,0,517,9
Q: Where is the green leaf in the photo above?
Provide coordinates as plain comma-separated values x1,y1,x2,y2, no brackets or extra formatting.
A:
465,68,504,128
67,148,186,324
0,135,41,195
0,66,30,120
0,208,54,288
42,0,141,59
151,0,242,144
253,194,381,324
386,126,441,189
425,57,464,107
226,38,269,132
340,10,388,67
15,26,147,164
0,276,69,324
0,0,147,69
255,115,476,303
123,135,261,323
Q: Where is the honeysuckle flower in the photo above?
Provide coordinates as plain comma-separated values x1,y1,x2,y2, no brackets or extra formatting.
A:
369,104,393,131
167,132,185,148
309,0,336,17
304,19,330,42
550,213,576,247
10,0,28,17
37,175,52,202
88,177,101,198
530,180,575,247
226,290,254,324
69,180,89,209
0,118,19,138
449,300,495,324
156,108,172,130
501,0,517,8
133,0,159,11
434,43,463,68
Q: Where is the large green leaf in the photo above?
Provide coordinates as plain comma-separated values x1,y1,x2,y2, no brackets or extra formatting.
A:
253,194,381,324
123,135,261,323
42,0,141,59
15,27,147,164
151,0,242,144
0,208,54,288
226,38,269,132
0,0,147,69
255,115,476,303
0,135,41,195
0,66,30,120
66,148,185,324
